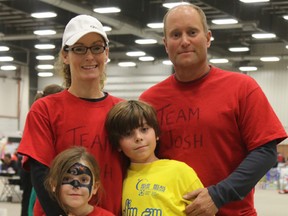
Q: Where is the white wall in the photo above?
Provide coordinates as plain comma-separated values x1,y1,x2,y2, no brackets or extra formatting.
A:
0,66,29,137
248,61,288,133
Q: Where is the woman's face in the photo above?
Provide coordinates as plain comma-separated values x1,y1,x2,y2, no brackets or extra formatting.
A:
59,161,98,211
62,32,109,84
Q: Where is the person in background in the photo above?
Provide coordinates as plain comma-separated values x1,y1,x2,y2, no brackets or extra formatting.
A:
21,84,64,216
44,146,115,216
140,3,287,216
1,153,18,174
105,100,203,215
33,84,64,101
18,14,124,216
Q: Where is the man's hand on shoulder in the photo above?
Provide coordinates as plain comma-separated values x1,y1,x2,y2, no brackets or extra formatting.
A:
183,188,218,216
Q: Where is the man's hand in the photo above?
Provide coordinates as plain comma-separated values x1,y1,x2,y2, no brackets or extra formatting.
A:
183,188,218,216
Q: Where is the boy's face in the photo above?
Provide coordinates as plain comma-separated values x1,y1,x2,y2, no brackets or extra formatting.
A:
119,121,158,163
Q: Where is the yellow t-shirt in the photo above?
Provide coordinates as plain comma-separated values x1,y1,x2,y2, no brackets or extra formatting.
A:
122,159,203,216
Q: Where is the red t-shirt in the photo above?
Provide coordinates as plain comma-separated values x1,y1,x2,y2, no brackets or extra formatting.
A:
140,66,287,216
87,206,115,216
18,90,123,216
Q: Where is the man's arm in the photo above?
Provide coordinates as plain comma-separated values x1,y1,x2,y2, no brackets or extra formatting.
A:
184,140,277,215
208,140,277,208
30,158,67,216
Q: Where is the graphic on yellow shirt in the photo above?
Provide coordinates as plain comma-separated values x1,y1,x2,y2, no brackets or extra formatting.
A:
124,178,166,215
122,160,204,216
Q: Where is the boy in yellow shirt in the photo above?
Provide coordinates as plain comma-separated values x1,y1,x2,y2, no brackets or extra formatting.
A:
106,100,203,215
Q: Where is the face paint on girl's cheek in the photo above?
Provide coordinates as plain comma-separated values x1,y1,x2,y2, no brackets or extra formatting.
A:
62,162,94,196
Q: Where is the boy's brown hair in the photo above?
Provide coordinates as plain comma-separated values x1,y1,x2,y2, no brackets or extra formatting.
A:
105,100,160,149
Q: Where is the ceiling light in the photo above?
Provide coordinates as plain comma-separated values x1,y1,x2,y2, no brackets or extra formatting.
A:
286,45,288,49
283,15,288,20
228,47,250,52
162,60,173,65
162,1,190,9
239,0,269,3
0,65,17,71
37,64,54,70
103,26,112,32
260,57,280,62
211,19,238,25
33,30,56,36
31,12,57,18
147,23,163,29
139,56,155,61
36,55,55,60
93,7,121,14
135,39,157,44
126,51,145,57
37,72,53,77
0,56,14,62
0,46,9,51
239,66,257,71
209,58,229,63
252,33,276,39
118,62,136,67
35,44,55,50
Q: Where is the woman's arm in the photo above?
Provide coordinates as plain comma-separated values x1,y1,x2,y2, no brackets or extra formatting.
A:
30,158,67,216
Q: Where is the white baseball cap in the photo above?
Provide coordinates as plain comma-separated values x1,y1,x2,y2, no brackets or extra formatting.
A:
62,14,109,48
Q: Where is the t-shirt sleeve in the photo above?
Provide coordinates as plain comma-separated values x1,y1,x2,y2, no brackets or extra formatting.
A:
18,103,56,168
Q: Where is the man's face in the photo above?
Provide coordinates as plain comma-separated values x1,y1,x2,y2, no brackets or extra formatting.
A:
164,6,211,69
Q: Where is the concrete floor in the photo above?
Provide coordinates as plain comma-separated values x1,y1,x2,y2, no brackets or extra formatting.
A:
0,188,287,216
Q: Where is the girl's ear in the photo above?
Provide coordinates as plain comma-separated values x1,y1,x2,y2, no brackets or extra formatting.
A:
156,136,159,140
92,181,100,195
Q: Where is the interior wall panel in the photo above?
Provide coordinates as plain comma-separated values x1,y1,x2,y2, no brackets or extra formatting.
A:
249,61,288,137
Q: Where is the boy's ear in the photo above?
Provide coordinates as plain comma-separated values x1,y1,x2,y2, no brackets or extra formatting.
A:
156,136,159,140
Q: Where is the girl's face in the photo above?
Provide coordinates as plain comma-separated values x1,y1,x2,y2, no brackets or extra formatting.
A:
62,32,109,85
59,161,98,211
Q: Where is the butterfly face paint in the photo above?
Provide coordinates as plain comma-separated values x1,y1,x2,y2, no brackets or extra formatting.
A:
62,162,94,195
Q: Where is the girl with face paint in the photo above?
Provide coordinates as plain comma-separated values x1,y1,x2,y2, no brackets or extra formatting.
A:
45,147,115,216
